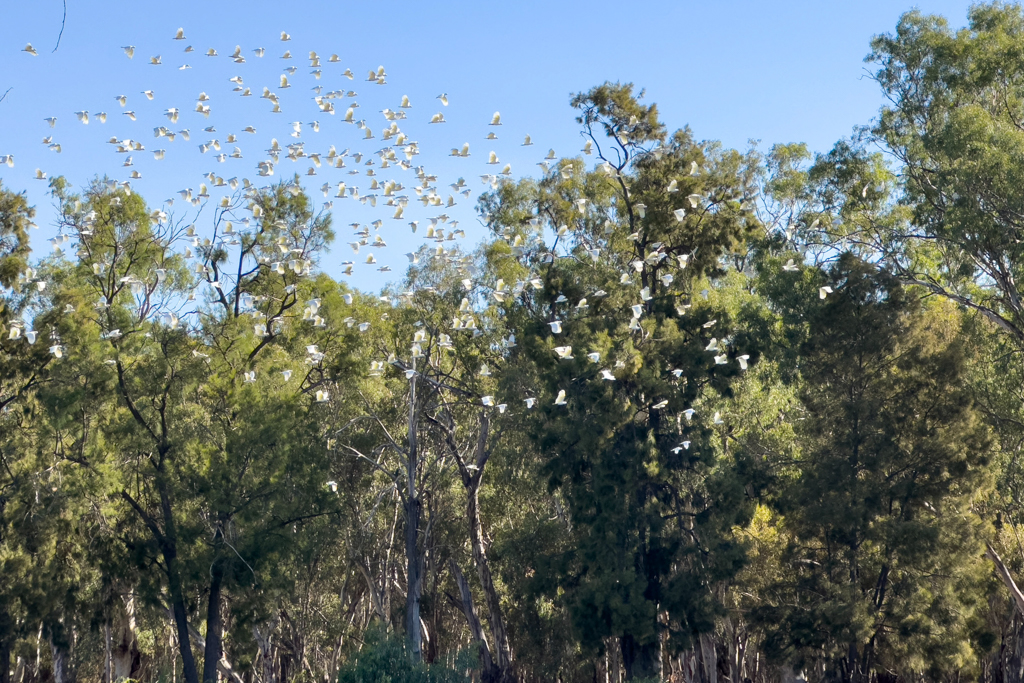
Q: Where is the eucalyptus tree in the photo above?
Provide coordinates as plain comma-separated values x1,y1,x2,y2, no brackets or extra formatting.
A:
37,177,355,683
324,243,524,678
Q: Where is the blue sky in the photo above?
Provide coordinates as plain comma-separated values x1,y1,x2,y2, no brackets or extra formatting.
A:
0,0,976,292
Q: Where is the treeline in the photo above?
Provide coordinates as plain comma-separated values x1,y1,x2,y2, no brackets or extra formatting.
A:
5,5,1024,683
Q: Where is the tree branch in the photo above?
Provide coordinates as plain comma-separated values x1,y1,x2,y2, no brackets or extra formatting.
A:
986,541,1024,617
120,488,165,546
115,359,161,444
901,276,1024,343
52,0,67,52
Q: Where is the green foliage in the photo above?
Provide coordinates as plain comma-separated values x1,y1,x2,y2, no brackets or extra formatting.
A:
8,31,1024,680
863,3,1024,343
336,627,476,683
755,254,997,679
477,82,766,679
0,181,32,291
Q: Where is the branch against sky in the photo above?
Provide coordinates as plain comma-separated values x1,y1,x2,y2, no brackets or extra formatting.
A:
52,0,67,52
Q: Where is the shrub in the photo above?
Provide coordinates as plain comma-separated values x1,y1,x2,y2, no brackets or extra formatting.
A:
337,627,477,683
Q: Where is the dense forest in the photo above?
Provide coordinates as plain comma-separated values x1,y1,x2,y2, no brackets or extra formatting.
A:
8,5,1024,683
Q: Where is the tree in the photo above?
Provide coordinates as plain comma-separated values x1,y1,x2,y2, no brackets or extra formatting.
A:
39,177,348,683
756,254,996,681
782,7,1024,670
865,3,1024,346
328,246,521,676
481,82,764,679
0,182,55,683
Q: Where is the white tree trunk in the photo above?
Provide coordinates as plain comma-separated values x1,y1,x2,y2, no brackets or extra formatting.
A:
253,617,279,683
110,594,138,682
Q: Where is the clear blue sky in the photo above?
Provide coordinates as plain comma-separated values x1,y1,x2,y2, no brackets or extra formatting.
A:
0,0,976,292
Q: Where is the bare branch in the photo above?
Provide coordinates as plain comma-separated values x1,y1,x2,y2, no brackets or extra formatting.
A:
344,445,402,485
901,276,1024,343
987,542,1024,617
52,0,67,52
355,390,409,458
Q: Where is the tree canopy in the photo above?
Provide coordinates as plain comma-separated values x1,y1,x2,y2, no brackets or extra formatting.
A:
8,5,1024,683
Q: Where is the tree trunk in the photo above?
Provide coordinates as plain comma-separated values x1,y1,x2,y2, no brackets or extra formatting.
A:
610,638,621,683
48,637,74,683
989,542,1024,617
725,617,746,683
844,641,862,683
0,639,10,683
168,579,198,683
184,621,244,683
450,560,494,674
405,371,423,661
164,540,199,683
253,617,279,683
355,561,388,623
104,622,112,683
201,561,225,683
779,664,807,683
110,592,140,682
467,485,514,679
32,623,43,683
621,634,661,681
463,414,514,681
697,632,716,683
426,563,442,665
405,492,423,662
163,506,199,683
133,476,199,683
1009,615,1024,683
0,604,11,683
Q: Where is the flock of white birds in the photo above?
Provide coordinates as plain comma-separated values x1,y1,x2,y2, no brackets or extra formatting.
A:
5,29,817,427
10,29,584,279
